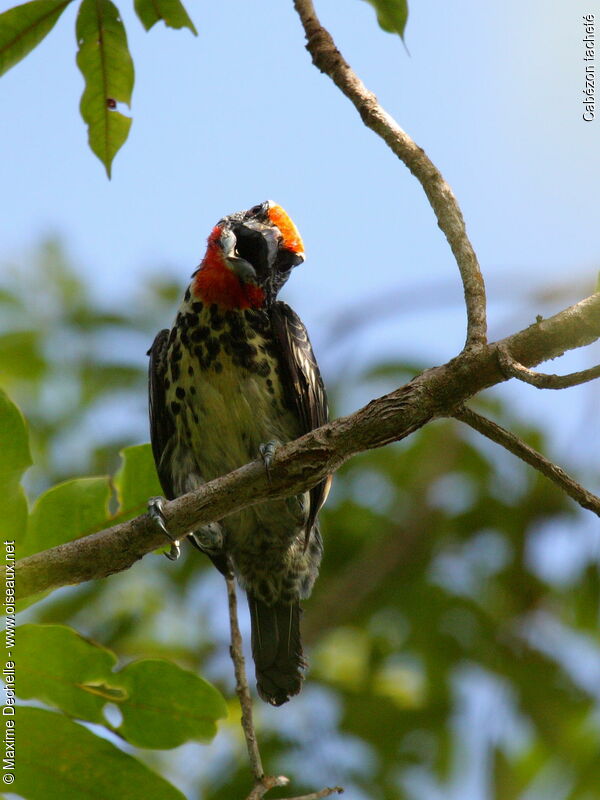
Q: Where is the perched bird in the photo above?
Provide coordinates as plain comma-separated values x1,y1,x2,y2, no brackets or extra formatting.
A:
148,201,330,705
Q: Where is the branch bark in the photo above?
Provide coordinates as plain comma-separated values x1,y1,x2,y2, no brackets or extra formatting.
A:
15,292,600,601
293,0,487,349
497,344,600,388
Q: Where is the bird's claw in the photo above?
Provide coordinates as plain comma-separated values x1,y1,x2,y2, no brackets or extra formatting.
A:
148,496,181,561
259,440,277,484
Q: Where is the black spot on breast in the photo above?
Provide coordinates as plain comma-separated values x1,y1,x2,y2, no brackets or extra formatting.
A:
190,386,196,395
186,313,199,328
226,312,246,341
171,401,181,415
210,305,224,330
192,301,203,313
206,338,221,360
168,328,177,345
164,378,170,389
192,326,210,342
176,386,185,399
245,310,271,337
188,365,194,376
184,287,191,302
194,347,210,370
256,359,271,377
171,363,180,382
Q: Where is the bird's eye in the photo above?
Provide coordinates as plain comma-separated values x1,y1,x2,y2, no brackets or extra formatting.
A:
248,203,265,218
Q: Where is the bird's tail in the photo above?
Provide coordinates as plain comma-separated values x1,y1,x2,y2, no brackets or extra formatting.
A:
248,594,305,706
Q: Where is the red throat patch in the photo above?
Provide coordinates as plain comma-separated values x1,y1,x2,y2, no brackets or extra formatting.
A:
193,226,266,310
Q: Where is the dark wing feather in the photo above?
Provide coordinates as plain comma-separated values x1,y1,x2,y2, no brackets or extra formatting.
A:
148,329,230,575
271,302,331,540
148,329,176,500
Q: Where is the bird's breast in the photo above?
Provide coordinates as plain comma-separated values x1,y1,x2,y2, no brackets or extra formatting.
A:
165,300,300,480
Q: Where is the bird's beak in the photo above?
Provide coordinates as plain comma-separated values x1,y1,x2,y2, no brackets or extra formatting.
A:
220,227,258,284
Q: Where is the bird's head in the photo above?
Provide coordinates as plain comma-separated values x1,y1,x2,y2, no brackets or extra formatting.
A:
193,201,305,309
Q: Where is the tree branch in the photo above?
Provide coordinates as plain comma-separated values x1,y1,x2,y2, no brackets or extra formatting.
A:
453,405,600,516
226,570,343,800
14,293,600,600
498,343,600,388
292,0,487,349
225,571,265,784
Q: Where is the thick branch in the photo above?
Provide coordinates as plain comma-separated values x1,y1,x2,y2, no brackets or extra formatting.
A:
292,0,487,348
498,344,600,388
453,406,600,516
15,293,600,601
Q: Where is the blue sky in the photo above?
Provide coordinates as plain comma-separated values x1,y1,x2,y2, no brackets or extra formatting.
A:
2,0,599,461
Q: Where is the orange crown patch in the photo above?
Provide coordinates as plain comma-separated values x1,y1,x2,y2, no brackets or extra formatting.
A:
268,204,304,255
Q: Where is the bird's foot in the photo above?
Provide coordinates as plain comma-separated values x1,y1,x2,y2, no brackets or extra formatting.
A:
259,440,278,484
148,496,181,561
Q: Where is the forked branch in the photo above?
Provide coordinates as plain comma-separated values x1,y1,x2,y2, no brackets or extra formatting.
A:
14,292,600,601
498,344,600,388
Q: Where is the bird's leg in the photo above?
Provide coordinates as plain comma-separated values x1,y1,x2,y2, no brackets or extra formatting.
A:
147,496,181,561
258,440,278,484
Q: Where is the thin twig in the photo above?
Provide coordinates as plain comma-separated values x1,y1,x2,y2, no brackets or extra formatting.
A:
281,789,344,800
225,571,264,779
498,343,600,388
453,405,600,516
292,0,487,349
226,569,344,800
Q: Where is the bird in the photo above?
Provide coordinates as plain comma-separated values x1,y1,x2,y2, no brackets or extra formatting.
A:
147,201,330,705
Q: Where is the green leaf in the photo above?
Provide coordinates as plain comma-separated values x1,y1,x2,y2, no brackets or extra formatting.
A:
17,624,125,723
76,0,134,177
0,330,45,382
23,475,111,557
0,0,73,77
0,389,32,485
362,0,408,39
15,624,227,749
0,390,31,542
113,443,163,521
14,707,186,800
134,0,196,34
117,658,228,748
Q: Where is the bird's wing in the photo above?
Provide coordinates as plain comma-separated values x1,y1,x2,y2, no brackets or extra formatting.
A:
148,328,177,500
271,302,331,539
